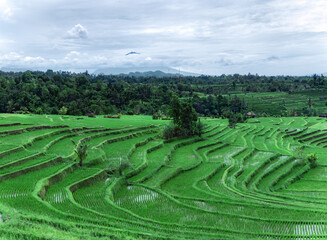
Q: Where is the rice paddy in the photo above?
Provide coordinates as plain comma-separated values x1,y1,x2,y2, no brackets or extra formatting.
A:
1,113,327,239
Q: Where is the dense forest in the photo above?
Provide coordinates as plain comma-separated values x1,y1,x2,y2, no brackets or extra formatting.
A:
0,70,326,117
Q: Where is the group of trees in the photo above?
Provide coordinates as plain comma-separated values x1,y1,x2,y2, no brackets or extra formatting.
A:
0,70,249,117
0,70,326,117
0,71,172,115
163,96,202,139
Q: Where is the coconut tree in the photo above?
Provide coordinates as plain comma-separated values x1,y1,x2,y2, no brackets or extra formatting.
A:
71,139,90,167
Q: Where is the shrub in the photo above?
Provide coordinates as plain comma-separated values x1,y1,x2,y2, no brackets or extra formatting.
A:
58,106,68,115
228,113,244,128
14,107,30,114
162,123,178,140
294,147,306,162
85,112,96,118
104,114,121,119
106,157,134,176
35,107,43,115
152,112,161,120
307,154,318,168
126,110,134,115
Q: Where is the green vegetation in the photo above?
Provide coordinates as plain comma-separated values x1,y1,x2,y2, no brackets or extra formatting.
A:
0,114,326,239
163,95,199,139
307,153,318,168
71,139,90,166
107,156,134,176
0,70,326,239
0,71,326,117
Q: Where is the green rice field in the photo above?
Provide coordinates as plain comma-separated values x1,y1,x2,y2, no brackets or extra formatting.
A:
1,114,327,239
232,90,327,116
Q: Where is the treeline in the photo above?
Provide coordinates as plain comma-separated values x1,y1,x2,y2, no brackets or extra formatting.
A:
0,70,325,116
0,71,169,115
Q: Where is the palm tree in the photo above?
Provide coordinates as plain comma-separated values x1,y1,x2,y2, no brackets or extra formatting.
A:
71,139,90,167
308,97,312,114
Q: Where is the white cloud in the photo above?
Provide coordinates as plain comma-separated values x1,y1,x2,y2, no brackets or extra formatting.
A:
1,7,12,21
0,0,327,75
24,56,45,62
66,24,88,39
0,51,110,71
138,25,195,37
0,52,21,61
65,51,80,57
0,0,13,21
0,52,46,68
61,51,108,69
264,0,327,32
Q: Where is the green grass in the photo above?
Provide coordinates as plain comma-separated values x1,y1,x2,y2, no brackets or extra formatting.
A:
1,114,327,239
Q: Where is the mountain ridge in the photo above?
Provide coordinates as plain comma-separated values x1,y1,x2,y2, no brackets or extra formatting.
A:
92,66,200,77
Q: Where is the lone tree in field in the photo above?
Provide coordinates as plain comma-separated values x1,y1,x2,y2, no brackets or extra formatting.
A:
71,140,90,167
164,95,198,139
308,97,312,115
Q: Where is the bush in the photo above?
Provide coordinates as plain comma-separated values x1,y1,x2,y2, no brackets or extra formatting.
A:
86,112,96,118
106,157,134,176
152,112,161,120
35,107,43,115
126,110,134,115
162,123,178,140
228,112,244,128
307,154,318,168
104,114,121,119
162,121,203,140
58,106,68,115
14,107,30,114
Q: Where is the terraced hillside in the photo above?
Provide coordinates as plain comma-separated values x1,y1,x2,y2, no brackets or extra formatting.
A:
0,114,327,239
234,90,327,116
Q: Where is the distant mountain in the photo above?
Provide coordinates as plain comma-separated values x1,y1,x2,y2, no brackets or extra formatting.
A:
0,67,33,72
121,70,181,78
125,51,140,56
0,66,201,77
93,66,200,77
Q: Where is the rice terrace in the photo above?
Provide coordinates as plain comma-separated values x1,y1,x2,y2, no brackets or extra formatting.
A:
1,0,327,239
0,113,327,239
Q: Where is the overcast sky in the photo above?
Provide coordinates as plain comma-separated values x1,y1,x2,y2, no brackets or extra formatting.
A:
0,0,326,75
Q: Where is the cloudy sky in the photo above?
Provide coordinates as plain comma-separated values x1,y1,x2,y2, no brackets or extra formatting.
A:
0,0,327,75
